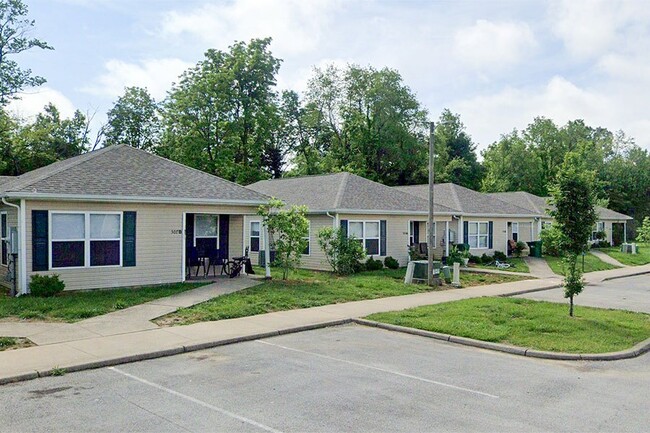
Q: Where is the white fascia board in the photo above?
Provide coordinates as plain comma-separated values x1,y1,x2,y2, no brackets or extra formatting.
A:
331,208,455,216
4,192,267,206
460,213,544,218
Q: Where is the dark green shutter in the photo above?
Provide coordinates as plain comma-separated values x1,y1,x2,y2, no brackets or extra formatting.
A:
123,212,136,267
380,220,386,256
413,221,419,244
488,221,494,249
463,221,469,245
340,220,348,237
1,213,6,238
32,210,48,271
219,215,229,259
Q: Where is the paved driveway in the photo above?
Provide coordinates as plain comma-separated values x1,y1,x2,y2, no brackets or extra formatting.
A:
1,325,647,432
516,274,650,313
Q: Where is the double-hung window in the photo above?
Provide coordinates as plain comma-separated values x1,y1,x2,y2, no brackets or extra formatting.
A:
349,221,380,255
51,212,121,269
511,222,519,242
249,221,261,252
1,212,8,266
592,221,605,241
194,214,219,251
468,221,489,249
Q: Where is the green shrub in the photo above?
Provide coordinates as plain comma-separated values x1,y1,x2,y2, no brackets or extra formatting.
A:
493,251,507,261
30,274,65,297
540,225,568,256
384,256,399,269
481,253,491,264
469,254,481,264
635,217,650,243
514,241,527,257
317,227,366,275
591,240,610,248
365,256,384,271
447,246,463,264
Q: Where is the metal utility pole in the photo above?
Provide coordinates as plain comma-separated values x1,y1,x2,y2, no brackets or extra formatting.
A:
428,121,437,287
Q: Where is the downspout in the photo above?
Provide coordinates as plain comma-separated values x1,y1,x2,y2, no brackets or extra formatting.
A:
326,212,336,229
2,197,24,296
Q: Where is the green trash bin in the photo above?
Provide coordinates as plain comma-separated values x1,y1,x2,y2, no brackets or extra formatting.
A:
526,241,542,258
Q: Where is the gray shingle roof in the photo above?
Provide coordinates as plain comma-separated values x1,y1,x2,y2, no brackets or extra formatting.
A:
395,184,538,216
248,172,457,214
0,145,269,204
489,191,632,221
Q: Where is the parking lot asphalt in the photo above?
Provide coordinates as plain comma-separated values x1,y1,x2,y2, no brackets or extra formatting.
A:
516,273,650,313
1,324,648,433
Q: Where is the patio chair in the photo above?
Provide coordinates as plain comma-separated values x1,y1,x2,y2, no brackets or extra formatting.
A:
186,247,206,278
206,248,228,277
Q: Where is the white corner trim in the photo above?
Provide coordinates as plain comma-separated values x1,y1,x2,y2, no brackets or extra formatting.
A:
19,199,27,295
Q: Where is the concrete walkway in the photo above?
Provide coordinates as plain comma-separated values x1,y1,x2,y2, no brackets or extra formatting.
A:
1,264,649,384
590,249,628,268
523,256,560,278
0,276,260,345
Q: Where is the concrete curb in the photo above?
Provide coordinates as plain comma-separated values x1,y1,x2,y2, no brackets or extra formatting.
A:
599,269,650,282
0,319,352,386
352,319,650,362
497,283,563,297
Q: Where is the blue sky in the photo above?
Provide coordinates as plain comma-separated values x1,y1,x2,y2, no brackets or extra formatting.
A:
10,0,650,152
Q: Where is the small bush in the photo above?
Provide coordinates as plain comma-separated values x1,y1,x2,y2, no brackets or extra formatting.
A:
30,274,65,297
637,217,650,243
514,241,527,257
469,254,481,264
591,240,610,248
481,253,491,264
365,256,384,271
493,251,507,261
448,246,463,264
318,227,366,275
541,225,568,256
384,256,399,269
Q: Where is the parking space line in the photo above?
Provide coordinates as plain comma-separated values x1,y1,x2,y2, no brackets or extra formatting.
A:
256,340,499,399
108,367,285,433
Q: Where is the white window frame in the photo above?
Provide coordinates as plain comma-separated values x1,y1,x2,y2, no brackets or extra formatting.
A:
468,221,489,250
49,211,123,270
511,222,519,241
592,221,605,241
408,221,415,245
349,220,381,256
193,214,219,247
302,221,311,256
249,220,261,253
1,211,8,267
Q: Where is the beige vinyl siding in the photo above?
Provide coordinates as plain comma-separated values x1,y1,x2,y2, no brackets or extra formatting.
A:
298,214,335,270
229,215,244,258
25,200,256,291
339,214,452,268
0,205,18,286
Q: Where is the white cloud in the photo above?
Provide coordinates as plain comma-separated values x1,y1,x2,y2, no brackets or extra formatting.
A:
548,0,650,59
451,75,650,152
452,20,536,71
8,87,77,120
82,58,192,100
160,0,340,56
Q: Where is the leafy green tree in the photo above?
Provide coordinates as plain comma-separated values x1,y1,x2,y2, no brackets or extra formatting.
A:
636,217,650,243
0,103,88,175
548,153,598,317
299,64,428,185
0,0,53,105
104,87,160,150
317,227,366,275
257,198,309,280
433,109,483,189
161,38,283,183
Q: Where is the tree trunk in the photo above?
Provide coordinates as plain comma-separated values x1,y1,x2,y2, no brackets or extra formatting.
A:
569,294,574,317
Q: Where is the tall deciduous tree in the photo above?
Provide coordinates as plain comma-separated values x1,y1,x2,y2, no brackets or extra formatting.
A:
0,0,53,104
297,64,429,185
548,153,598,317
161,38,283,184
433,109,483,189
104,86,160,150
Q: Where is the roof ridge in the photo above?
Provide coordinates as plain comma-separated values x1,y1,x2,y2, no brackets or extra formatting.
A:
333,172,350,209
6,145,119,192
448,184,463,213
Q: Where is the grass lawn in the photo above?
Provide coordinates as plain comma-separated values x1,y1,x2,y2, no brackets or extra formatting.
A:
0,282,207,323
544,252,619,275
157,267,530,326
366,297,650,353
0,336,33,351
470,257,529,273
597,243,650,266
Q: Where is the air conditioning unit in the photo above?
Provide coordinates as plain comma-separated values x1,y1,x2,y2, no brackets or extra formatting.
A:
620,243,637,254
